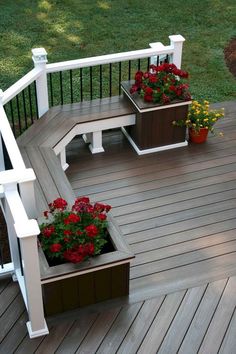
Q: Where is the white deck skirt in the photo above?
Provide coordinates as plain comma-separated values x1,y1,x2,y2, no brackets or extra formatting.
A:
121,127,188,155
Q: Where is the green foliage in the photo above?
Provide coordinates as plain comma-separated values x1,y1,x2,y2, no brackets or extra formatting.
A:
0,0,236,102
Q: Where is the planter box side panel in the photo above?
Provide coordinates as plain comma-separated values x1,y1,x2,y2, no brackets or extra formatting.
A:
130,105,188,150
43,263,130,316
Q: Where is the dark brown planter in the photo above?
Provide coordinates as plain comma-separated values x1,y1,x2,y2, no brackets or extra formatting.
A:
121,81,191,151
39,215,134,316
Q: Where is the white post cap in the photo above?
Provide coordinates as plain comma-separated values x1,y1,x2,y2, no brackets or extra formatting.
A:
32,48,48,64
169,35,185,43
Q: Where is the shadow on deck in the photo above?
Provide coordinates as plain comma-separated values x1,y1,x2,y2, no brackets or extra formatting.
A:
1,101,236,353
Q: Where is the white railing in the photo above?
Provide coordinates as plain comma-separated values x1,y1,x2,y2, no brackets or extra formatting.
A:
0,34,185,338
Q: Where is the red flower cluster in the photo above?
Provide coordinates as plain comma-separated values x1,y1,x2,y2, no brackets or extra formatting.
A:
130,63,191,104
39,197,111,264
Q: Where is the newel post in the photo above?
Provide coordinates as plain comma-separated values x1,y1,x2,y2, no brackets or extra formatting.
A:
32,48,49,118
169,35,185,68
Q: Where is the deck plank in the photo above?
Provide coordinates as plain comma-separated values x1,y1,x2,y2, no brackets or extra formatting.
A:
74,306,122,353
116,297,164,354
137,290,186,354
95,302,143,354
157,285,207,353
178,278,228,354
0,293,25,343
218,307,236,354
198,276,236,354
97,297,164,354
2,102,236,351
0,281,19,317
55,313,99,353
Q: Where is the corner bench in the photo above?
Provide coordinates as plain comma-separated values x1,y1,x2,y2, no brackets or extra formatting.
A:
17,95,136,215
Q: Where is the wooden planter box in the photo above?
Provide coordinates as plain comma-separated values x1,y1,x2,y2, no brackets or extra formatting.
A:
39,215,134,316
121,81,191,154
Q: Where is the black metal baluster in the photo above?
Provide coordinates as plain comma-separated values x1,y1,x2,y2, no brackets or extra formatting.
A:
49,73,54,106
0,244,3,269
9,101,16,136
119,62,121,95
90,66,93,100
28,85,34,124
100,65,103,99
22,90,28,129
69,69,73,103
17,238,24,276
147,57,150,70
166,54,169,63
80,68,83,102
109,63,112,97
138,59,141,71
34,81,39,119
60,71,63,105
16,95,22,135
128,60,131,80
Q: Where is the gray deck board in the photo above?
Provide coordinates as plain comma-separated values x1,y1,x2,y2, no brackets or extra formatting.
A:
179,278,228,354
1,100,236,352
198,276,236,354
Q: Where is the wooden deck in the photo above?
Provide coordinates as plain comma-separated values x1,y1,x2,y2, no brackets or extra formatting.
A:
1,101,236,353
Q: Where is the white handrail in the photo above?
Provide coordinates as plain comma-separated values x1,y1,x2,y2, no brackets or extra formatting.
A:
0,105,25,170
46,45,173,73
1,67,43,106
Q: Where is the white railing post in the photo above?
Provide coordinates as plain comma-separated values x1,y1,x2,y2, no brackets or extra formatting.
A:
18,170,38,219
169,35,185,68
18,233,48,338
32,48,49,118
0,90,6,171
3,179,49,338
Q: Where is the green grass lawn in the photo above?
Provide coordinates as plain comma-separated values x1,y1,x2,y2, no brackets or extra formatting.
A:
0,0,236,102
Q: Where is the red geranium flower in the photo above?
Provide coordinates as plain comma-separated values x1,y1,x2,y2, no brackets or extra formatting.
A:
42,225,55,237
51,198,67,211
130,63,191,104
43,210,49,218
63,250,84,263
63,230,72,236
64,213,81,224
39,196,111,264
85,224,99,237
50,243,62,253
97,213,107,221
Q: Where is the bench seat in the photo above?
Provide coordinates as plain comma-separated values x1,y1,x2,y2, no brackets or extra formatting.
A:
17,95,136,218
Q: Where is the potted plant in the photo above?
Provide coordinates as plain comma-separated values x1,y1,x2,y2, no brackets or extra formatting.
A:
38,197,134,315
130,63,191,104
121,63,192,153
39,197,111,265
173,100,224,143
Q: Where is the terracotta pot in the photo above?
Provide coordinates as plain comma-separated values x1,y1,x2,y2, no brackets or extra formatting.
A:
189,128,209,144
